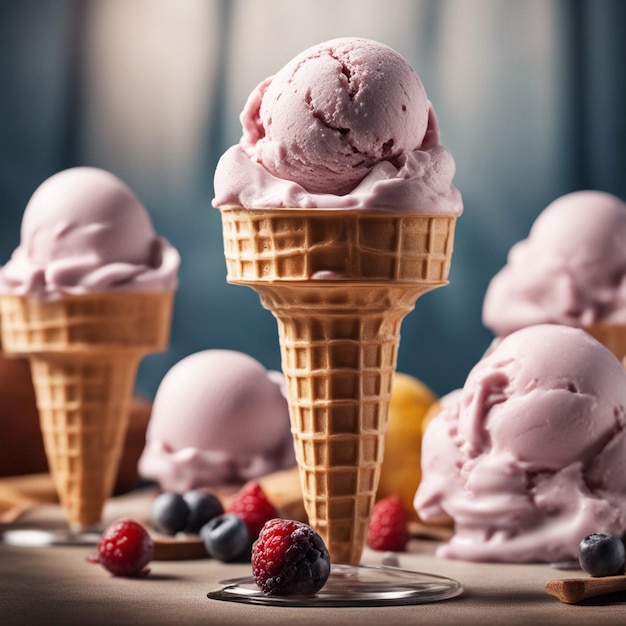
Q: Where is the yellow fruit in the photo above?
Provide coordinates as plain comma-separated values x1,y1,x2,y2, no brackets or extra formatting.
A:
377,372,437,520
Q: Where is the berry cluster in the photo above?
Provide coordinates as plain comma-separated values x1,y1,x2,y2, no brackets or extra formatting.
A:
150,480,279,563
93,480,334,594
150,489,224,535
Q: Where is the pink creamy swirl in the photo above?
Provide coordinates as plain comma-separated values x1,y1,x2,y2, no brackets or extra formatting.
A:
0,167,179,298
415,324,626,563
483,190,626,335
213,37,462,215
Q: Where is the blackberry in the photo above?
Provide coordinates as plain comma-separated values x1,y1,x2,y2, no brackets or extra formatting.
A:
252,519,331,596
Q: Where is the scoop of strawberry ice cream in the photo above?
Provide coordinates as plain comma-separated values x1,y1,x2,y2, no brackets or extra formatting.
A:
138,350,295,492
415,324,626,562
0,167,179,298
483,190,626,336
213,37,461,214
245,37,430,196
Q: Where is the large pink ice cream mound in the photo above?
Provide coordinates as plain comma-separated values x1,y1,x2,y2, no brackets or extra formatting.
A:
415,324,626,563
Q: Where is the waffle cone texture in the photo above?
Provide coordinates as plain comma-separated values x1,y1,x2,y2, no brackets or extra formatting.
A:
0,291,173,529
220,208,455,563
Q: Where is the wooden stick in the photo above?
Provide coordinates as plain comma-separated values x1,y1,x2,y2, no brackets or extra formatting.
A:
546,575,626,604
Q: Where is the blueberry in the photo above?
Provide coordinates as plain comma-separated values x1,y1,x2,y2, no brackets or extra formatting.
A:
183,489,224,533
150,492,190,536
200,513,250,562
578,533,626,577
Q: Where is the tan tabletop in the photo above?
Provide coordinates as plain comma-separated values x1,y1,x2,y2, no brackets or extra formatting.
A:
1,487,625,626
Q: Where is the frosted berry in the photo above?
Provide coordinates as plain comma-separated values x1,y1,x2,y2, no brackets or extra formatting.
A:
226,481,279,540
183,489,224,533
97,519,153,577
252,518,331,596
367,495,410,552
150,492,190,535
200,513,250,562
579,533,626,577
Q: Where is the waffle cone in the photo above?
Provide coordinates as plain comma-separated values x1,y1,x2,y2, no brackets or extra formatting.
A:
220,208,455,563
0,291,173,529
586,324,626,368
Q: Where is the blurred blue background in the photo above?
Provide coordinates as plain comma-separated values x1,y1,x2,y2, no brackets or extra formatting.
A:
1,0,625,400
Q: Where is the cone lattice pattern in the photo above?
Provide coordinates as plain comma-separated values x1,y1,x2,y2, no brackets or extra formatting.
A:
0,291,173,529
587,324,626,368
221,209,454,284
31,355,138,528
260,285,424,563
0,292,172,355
219,208,455,563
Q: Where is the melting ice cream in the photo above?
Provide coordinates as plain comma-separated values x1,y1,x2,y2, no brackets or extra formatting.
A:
415,324,626,562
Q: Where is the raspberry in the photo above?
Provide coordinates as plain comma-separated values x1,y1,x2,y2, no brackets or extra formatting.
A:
226,481,279,540
96,518,154,577
366,495,410,552
252,519,331,596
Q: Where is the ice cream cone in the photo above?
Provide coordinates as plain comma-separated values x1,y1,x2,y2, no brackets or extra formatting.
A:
219,208,455,563
586,324,626,368
0,291,173,529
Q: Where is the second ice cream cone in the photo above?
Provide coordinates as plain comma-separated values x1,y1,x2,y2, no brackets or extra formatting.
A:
220,208,455,563
0,291,173,530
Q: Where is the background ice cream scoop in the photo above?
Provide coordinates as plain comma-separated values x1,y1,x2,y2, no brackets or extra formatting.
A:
0,166,180,297
138,349,296,492
483,190,626,336
213,37,462,214
415,324,626,562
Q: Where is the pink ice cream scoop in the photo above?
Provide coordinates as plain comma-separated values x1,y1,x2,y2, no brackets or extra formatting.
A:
0,167,179,297
138,350,296,492
483,190,626,336
213,37,462,214
415,324,626,563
